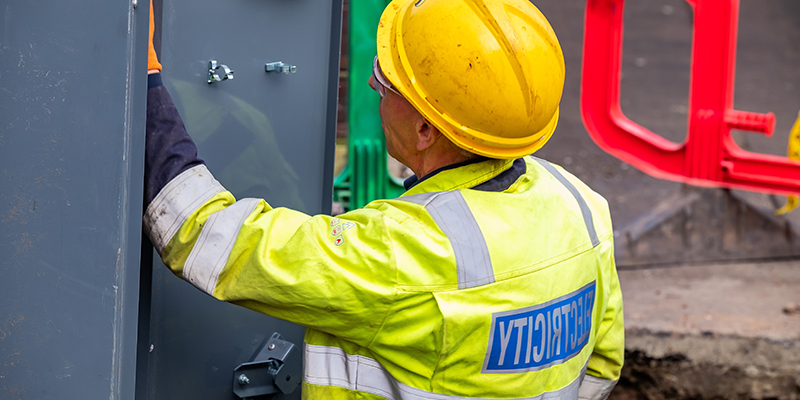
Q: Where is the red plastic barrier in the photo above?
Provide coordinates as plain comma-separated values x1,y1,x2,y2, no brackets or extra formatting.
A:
581,0,800,195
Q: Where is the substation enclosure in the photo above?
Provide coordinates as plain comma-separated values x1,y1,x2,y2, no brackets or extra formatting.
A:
0,0,343,398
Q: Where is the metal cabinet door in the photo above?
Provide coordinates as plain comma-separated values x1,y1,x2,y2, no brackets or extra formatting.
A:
138,1,342,399
0,1,148,399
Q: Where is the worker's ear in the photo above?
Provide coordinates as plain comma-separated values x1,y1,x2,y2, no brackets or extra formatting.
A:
415,117,440,151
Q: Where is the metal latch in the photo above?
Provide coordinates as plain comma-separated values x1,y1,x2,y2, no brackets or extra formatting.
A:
208,60,234,84
265,61,297,74
233,332,302,399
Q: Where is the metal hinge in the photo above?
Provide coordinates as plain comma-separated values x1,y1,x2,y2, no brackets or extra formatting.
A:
233,332,302,399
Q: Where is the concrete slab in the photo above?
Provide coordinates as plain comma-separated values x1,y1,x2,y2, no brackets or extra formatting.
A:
614,187,800,267
620,261,800,340
611,261,800,399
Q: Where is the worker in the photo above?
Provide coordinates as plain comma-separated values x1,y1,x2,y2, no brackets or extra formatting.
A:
144,0,624,398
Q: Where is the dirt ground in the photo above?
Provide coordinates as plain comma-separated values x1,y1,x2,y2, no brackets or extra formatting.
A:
609,261,800,400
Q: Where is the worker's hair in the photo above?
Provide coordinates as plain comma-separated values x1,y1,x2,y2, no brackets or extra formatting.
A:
425,115,483,162
447,137,484,162
458,147,482,161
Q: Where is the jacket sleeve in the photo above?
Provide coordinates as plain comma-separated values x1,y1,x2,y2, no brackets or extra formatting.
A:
143,77,397,347
579,238,624,400
144,73,204,205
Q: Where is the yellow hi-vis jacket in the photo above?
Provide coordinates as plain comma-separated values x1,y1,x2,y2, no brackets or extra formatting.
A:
144,156,624,400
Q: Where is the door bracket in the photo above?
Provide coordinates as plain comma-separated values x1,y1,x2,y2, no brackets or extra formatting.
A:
232,332,302,399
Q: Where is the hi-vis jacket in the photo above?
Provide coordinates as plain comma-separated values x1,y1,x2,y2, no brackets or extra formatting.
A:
144,74,623,400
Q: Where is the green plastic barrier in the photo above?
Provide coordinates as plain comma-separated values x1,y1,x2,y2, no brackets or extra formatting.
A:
333,0,405,211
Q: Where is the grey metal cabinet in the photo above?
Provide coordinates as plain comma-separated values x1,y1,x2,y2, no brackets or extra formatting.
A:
0,1,149,399
137,1,342,399
0,0,342,398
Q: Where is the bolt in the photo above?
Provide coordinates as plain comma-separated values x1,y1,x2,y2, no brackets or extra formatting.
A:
238,374,250,386
268,344,276,351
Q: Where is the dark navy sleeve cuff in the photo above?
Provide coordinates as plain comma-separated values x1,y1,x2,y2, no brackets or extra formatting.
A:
148,73,163,89
144,76,205,206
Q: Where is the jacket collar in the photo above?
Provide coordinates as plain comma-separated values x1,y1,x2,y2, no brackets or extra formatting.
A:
401,157,521,196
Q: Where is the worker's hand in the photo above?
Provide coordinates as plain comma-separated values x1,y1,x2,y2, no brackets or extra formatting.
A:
148,0,162,74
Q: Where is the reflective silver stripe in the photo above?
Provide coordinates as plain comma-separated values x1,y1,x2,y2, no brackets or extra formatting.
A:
398,192,439,207
577,376,617,400
398,191,494,289
304,344,586,400
534,159,600,247
143,165,226,254
183,198,260,295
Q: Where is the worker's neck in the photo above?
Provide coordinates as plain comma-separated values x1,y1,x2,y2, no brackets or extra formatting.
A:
411,150,477,180
413,159,454,180
404,128,479,180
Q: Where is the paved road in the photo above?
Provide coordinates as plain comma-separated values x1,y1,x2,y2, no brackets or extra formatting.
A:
534,0,800,228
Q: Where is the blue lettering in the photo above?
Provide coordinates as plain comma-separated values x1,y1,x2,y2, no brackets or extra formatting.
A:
498,320,514,366
552,307,562,356
525,316,533,364
585,290,594,342
571,301,578,350
513,317,527,365
575,297,583,343
483,282,596,373
545,310,552,359
534,313,545,362
560,304,571,353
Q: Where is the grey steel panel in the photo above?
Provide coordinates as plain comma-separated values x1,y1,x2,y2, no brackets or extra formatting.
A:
0,1,149,399
138,0,342,398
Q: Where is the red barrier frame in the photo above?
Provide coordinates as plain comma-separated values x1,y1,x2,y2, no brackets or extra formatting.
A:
581,0,800,195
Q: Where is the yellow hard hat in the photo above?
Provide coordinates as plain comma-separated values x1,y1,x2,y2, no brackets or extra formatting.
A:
376,0,565,159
